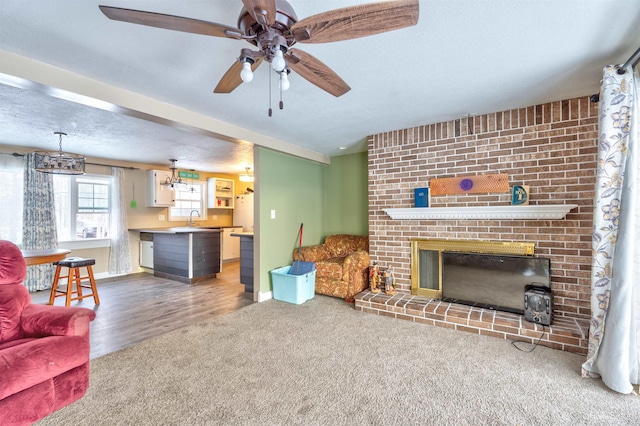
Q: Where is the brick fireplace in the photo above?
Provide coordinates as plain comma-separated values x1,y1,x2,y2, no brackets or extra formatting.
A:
357,95,596,354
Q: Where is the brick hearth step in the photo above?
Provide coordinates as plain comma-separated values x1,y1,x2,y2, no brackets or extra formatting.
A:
354,290,589,354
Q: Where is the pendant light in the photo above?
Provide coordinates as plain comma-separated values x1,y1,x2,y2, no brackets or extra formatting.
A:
34,132,85,175
239,167,254,182
160,159,186,190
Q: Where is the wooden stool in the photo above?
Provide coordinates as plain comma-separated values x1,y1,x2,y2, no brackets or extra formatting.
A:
49,257,100,306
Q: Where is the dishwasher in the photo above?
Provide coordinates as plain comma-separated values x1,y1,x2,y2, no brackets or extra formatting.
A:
139,233,154,269
222,227,242,261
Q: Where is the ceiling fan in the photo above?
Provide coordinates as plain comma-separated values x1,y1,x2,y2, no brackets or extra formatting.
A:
98,0,419,98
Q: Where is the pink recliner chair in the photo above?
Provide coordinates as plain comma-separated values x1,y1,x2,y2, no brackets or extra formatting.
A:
0,240,96,425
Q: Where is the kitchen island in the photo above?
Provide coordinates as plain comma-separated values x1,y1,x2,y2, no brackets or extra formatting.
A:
130,227,221,284
231,231,253,293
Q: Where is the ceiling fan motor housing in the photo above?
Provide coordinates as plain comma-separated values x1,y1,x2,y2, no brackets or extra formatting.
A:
238,0,298,50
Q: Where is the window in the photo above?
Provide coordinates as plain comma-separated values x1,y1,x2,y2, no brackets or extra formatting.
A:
169,181,206,223
53,175,111,241
0,161,111,245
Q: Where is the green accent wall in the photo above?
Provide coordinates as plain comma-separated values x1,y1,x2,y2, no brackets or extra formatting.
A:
325,152,368,236
255,147,327,294
254,148,369,296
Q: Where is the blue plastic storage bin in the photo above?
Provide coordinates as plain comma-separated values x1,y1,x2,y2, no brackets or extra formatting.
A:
271,265,316,305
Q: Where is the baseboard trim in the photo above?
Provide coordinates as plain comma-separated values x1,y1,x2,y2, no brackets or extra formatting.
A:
94,271,127,280
258,291,272,302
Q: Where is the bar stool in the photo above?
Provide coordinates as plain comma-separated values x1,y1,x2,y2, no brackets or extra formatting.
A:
49,257,100,306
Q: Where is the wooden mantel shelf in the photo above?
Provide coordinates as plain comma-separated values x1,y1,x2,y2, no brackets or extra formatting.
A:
383,204,579,220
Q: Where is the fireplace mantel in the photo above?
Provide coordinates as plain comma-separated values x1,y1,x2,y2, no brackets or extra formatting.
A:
383,204,578,220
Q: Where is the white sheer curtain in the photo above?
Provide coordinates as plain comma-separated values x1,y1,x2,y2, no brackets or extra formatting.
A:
108,167,132,275
0,154,23,244
582,64,640,394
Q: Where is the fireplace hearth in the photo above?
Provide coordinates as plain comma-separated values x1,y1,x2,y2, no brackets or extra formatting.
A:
353,238,587,353
354,290,588,354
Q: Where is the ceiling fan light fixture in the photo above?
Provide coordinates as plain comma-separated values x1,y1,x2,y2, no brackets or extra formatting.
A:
34,132,85,175
240,60,254,83
271,48,286,72
280,70,290,91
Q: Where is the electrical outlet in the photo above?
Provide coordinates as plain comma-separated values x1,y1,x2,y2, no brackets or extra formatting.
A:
210,215,218,220
270,210,276,219
158,214,165,221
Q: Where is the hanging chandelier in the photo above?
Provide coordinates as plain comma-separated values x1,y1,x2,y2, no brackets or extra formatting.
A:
34,132,86,175
239,167,254,182
160,159,186,189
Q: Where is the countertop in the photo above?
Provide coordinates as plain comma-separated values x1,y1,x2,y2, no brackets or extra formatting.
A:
129,227,222,234
231,232,254,237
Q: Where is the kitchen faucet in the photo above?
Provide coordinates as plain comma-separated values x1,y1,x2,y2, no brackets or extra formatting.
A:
188,209,201,227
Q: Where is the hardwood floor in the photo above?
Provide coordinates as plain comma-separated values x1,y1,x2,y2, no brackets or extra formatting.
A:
30,261,254,359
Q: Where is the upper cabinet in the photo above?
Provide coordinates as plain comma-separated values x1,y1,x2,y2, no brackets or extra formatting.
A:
146,170,175,207
207,178,234,209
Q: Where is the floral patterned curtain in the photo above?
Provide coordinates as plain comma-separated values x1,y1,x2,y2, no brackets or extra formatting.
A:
108,167,132,274
582,65,640,394
22,153,58,292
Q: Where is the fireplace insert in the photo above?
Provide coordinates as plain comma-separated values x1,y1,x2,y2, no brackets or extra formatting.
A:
441,252,551,315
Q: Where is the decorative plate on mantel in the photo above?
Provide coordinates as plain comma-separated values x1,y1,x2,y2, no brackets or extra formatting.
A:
383,204,579,220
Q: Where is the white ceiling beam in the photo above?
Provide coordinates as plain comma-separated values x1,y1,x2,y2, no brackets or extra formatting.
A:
0,49,330,165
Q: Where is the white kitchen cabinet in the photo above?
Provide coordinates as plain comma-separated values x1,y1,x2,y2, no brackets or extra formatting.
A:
146,170,175,207
222,227,242,261
207,178,234,209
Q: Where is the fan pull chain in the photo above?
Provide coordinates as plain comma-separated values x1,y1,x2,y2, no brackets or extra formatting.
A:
267,62,285,115
279,75,284,110
268,66,273,117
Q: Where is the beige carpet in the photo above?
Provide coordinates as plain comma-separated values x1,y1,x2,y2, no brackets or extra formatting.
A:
38,296,639,425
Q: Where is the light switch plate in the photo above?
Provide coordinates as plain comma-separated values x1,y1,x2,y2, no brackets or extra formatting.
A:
270,210,276,219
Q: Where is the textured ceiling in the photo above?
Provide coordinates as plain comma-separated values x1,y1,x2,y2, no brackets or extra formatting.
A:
0,82,255,172
1,0,639,173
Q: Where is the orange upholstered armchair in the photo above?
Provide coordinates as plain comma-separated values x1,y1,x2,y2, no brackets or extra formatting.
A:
293,234,369,301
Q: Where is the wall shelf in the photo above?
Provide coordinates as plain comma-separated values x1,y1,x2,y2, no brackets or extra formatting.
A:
383,204,578,220
207,178,234,209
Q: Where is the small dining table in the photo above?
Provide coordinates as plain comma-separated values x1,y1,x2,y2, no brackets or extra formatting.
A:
20,248,71,266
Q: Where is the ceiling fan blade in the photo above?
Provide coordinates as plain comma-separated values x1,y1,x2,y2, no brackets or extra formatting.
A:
99,5,242,39
286,49,350,97
214,57,264,94
241,0,277,27
290,0,419,44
